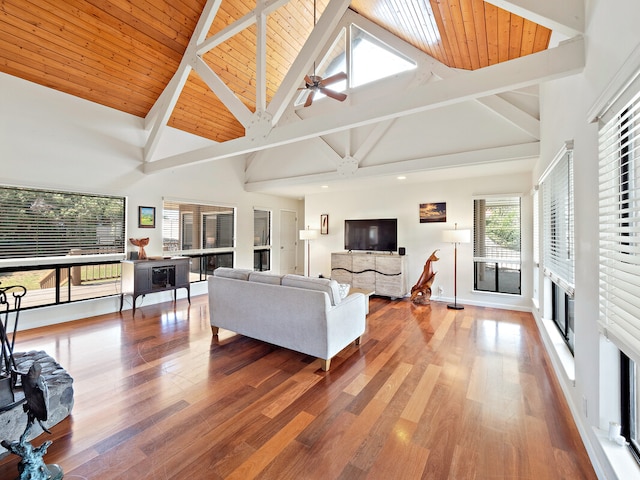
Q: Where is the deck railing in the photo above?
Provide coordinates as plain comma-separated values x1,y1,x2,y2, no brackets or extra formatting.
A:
0,251,232,312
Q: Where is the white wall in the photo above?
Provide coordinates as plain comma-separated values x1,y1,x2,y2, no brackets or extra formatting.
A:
0,72,303,329
304,171,533,311
536,0,640,478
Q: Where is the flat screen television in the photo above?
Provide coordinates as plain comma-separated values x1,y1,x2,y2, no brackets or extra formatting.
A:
344,218,398,252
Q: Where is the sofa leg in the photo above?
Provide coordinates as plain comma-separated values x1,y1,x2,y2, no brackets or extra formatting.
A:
211,326,219,336
355,336,361,346
320,359,331,371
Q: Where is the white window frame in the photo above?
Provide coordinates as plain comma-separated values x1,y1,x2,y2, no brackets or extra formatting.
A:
472,194,522,295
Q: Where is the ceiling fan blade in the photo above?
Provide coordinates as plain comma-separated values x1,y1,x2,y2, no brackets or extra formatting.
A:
304,75,313,85
319,87,347,102
304,90,316,107
319,72,347,86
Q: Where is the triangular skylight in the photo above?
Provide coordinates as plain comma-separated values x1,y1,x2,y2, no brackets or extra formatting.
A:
295,23,417,107
350,24,416,88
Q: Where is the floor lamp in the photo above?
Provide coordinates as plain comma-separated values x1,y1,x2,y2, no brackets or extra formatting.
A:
299,227,319,276
442,224,471,310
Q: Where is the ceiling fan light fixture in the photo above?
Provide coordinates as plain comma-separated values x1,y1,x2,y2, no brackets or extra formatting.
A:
300,0,347,107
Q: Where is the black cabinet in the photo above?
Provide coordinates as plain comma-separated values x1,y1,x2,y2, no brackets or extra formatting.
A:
120,257,191,315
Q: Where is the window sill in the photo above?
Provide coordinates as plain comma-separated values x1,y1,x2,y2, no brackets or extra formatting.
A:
472,289,522,298
594,427,640,479
541,317,575,383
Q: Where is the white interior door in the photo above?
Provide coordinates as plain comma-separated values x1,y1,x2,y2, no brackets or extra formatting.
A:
279,210,297,274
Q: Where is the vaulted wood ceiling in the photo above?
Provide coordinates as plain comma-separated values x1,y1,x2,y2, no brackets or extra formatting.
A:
0,0,551,147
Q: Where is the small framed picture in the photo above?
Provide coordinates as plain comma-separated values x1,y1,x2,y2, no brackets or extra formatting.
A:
321,214,329,235
138,206,156,228
419,202,446,223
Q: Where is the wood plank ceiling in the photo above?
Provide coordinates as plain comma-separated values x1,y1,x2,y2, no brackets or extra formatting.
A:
0,0,550,144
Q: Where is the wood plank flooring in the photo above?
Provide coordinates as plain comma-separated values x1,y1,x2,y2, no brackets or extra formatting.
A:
0,294,596,479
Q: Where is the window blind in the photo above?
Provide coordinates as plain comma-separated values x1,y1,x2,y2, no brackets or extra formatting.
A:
473,197,521,263
599,88,640,363
541,147,575,297
0,185,126,262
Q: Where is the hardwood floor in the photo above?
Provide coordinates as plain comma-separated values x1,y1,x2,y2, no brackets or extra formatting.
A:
0,294,596,479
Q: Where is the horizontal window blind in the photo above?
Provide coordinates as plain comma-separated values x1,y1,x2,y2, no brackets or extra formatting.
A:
0,185,125,262
542,148,575,297
473,197,521,264
599,88,640,363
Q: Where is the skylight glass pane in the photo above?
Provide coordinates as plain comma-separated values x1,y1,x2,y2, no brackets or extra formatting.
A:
351,24,416,88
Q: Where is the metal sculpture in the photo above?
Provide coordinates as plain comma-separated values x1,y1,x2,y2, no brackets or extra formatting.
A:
1,362,63,480
410,250,439,305
0,284,27,408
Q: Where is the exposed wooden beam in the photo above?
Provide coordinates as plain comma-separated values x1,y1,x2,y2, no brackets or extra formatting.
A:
144,0,222,162
143,36,583,174
193,57,253,127
197,0,291,55
143,65,193,162
477,94,539,139
267,0,352,125
244,142,540,191
256,11,267,113
353,119,396,163
485,0,584,37
427,53,540,139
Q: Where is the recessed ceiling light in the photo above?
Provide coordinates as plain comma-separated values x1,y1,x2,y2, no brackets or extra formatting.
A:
397,176,406,180
321,185,329,189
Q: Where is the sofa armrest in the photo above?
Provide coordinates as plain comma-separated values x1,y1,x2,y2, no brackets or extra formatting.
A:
325,292,366,359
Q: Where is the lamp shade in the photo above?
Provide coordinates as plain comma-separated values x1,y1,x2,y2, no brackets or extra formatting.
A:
442,228,471,244
299,229,319,241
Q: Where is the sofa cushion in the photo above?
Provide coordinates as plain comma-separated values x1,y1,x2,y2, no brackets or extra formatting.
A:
338,283,350,300
248,271,283,285
281,275,342,306
214,267,253,281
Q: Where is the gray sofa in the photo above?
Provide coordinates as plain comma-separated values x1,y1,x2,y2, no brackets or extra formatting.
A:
208,268,366,371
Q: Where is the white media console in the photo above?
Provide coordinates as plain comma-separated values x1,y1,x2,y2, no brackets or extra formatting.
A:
331,252,408,299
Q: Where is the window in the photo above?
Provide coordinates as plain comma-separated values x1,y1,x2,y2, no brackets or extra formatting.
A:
621,352,640,463
254,209,271,271
0,185,126,309
599,94,640,361
0,185,125,261
540,144,575,350
162,201,235,253
163,200,235,277
541,144,575,296
294,23,416,106
599,84,640,462
473,196,521,294
350,24,415,88
532,188,540,307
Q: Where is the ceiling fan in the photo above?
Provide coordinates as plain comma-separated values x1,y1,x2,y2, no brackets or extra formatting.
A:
300,72,347,107
299,0,348,107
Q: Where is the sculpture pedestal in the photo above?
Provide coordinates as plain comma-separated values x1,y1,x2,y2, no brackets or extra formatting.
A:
0,351,74,458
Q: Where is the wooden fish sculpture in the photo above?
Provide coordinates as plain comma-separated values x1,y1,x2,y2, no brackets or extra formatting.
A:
129,237,149,260
411,250,439,305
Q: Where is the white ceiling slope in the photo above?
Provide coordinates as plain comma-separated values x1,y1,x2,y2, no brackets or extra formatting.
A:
143,0,585,198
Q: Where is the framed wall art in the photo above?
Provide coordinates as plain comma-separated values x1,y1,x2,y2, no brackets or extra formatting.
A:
419,202,446,223
138,206,156,228
321,214,329,235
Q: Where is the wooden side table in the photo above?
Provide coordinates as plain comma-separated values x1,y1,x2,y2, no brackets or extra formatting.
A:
349,287,374,314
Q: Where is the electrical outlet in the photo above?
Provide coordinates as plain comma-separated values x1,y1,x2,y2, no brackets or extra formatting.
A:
437,286,444,295
582,395,588,418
